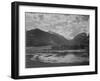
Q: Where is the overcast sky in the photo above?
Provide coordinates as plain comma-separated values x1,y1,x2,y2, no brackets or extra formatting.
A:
25,12,89,40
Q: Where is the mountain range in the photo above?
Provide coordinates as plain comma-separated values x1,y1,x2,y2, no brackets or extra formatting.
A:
26,28,89,48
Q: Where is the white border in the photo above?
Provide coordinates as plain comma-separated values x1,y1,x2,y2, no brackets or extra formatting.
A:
19,5,95,76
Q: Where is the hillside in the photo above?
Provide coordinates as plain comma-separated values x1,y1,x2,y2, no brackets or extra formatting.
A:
26,29,69,47
26,28,89,49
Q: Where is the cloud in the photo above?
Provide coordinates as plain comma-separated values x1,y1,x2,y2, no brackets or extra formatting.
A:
25,12,89,39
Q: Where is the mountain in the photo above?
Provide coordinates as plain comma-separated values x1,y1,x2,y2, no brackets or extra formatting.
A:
74,33,89,45
70,33,89,49
26,28,89,48
26,29,69,47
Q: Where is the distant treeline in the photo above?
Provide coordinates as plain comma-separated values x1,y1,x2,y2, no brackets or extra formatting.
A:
51,44,89,50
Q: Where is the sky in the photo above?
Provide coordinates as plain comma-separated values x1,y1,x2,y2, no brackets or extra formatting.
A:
25,12,89,40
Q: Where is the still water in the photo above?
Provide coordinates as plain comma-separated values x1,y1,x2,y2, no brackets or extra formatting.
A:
26,52,89,68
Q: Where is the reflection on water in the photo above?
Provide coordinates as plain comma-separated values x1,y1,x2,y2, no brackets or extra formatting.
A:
30,52,89,63
26,52,89,68
26,49,89,68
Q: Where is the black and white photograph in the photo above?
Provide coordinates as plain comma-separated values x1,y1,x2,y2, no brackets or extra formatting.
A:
11,1,97,79
25,12,89,68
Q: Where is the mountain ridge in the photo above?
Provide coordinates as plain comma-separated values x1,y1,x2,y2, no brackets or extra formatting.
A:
26,28,89,48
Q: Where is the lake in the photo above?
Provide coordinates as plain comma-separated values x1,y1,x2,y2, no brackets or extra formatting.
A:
25,51,89,68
